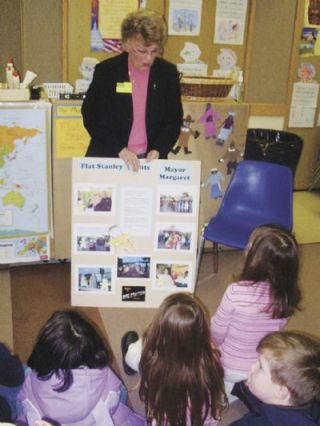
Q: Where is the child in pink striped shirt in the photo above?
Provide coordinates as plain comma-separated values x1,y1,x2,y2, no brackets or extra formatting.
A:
210,224,301,402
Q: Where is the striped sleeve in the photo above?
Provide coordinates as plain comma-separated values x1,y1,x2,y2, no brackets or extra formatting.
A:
210,284,236,346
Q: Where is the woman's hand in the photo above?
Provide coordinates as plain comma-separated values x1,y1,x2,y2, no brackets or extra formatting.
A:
119,148,140,172
145,150,159,162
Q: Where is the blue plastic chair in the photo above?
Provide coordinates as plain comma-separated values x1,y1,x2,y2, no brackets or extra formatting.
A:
196,160,293,275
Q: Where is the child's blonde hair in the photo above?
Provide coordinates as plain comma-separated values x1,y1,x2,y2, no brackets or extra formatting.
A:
258,331,320,406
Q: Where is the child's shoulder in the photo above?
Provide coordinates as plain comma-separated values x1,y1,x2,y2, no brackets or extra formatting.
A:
229,280,269,290
226,281,271,297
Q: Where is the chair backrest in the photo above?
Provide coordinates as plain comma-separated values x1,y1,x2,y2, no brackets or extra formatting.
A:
215,160,293,240
244,129,303,177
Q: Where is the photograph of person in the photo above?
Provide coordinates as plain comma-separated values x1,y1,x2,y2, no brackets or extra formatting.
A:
157,185,197,215
74,224,112,253
155,223,194,251
75,185,114,214
76,266,114,293
117,256,151,279
154,262,191,289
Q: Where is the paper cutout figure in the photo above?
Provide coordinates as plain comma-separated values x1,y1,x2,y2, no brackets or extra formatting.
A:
218,141,242,175
180,42,203,64
109,225,135,253
216,112,236,146
201,168,225,199
213,48,239,79
177,42,208,76
75,57,99,93
199,103,222,139
298,62,316,81
171,115,200,155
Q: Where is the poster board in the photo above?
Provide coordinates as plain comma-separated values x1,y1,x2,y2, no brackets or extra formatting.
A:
51,100,90,259
0,101,52,264
71,157,201,308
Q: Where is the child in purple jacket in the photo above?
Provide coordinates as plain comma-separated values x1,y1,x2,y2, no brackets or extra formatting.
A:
18,310,145,426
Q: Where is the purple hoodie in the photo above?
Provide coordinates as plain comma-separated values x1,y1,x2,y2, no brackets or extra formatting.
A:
18,367,143,426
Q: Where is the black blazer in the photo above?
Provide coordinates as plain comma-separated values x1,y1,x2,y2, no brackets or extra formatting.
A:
82,52,183,159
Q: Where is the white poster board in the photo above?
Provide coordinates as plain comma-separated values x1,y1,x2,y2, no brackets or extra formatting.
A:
71,158,201,308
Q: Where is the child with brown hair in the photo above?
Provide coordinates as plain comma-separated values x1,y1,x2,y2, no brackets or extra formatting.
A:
210,224,301,400
231,330,320,425
122,292,227,425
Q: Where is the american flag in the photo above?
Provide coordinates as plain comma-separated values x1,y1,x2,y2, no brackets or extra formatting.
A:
102,39,123,53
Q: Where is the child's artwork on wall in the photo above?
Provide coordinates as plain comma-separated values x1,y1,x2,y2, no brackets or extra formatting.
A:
213,48,239,78
201,168,225,199
177,42,208,76
168,0,202,36
213,0,248,45
75,57,99,93
199,103,222,139
171,114,200,155
299,28,318,56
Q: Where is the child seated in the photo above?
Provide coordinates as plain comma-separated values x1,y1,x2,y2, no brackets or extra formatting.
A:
122,292,227,425
230,330,320,425
0,342,24,423
18,310,145,426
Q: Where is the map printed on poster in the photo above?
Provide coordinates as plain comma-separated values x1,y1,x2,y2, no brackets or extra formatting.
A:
0,102,51,264
71,158,201,308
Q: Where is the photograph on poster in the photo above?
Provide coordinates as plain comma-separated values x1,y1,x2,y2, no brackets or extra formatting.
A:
155,223,194,252
74,184,115,214
117,256,151,279
74,224,112,254
76,265,114,293
122,286,146,302
153,262,192,290
157,185,197,215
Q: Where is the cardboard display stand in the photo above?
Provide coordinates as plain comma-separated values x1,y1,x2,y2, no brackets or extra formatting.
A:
71,157,201,308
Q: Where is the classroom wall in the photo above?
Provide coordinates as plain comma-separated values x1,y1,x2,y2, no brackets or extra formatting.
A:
0,0,22,82
63,0,320,190
0,0,62,85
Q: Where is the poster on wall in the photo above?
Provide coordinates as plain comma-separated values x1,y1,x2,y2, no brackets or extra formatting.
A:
213,0,248,45
168,0,202,36
71,158,201,308
91,0,139,52
0,102,51,264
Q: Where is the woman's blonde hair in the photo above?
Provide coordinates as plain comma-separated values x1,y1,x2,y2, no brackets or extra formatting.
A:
121,9,167,52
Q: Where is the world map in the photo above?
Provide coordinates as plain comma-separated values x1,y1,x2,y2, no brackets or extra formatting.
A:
0,105,50,238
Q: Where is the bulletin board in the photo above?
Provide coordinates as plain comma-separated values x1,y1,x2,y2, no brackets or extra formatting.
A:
71,158,201,308
61,0,320,190
51,98,249,261
62,0,249,88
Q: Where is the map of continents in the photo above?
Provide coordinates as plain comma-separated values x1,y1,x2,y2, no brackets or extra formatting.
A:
0,106,50,237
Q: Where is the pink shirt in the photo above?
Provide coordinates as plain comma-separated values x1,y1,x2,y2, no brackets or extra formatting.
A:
210,281,288,374
128,62,150,155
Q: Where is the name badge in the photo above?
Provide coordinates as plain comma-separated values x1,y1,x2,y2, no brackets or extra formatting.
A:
116,82,132,93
